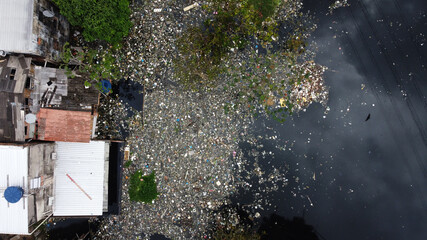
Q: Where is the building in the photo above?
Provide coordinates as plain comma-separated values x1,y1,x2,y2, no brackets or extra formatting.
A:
36,109,94,143
0,0,70,61
0,56,100,143
0,55,34,142
0,143,55,235
0,140,123,235
53,141,110,216
0,55,120,236
31,66,99,112
0,2,123,236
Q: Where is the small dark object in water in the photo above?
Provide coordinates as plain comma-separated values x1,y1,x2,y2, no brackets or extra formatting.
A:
365,113,371,121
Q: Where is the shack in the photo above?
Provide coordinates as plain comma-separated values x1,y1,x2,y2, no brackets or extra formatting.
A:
0,56,100,143
0,140,122,235
0,55,34,143
0,0,69,61
0,143,55,235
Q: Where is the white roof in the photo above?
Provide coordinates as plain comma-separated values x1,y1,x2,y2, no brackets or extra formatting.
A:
0,0,35,54
53,141,108,216
0,145,29,235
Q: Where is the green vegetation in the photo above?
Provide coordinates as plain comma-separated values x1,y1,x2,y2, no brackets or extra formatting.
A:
174,0,280,90
128,171,159,203
173,0,325,123
223,53,295,123
286,33,307,54
52,0,132,44
59,42,121,91
247,0,280,22
124,160,132,168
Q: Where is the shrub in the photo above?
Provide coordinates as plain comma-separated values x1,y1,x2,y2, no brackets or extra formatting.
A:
124,160,132,168
128,171,159,203
53,0,132,44
247,0,280,22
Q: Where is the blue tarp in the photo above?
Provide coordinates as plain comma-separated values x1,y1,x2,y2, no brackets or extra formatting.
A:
101,80,112,94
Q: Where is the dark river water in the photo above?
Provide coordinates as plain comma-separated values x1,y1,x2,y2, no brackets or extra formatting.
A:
238,0,427,240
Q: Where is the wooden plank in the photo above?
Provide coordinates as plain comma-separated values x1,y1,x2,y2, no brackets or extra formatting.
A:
66,173,92,200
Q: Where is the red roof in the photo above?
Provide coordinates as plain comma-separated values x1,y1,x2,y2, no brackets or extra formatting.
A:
37,109,93,143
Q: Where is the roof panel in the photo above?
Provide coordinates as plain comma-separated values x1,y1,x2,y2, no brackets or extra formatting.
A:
0,0,34,54
0,92,24,142
53,141,108,216
36,108,93,143
0,145,29,235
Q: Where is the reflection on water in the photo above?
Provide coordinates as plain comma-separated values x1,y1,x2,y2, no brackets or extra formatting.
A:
112,78,144,113
231,0,427,240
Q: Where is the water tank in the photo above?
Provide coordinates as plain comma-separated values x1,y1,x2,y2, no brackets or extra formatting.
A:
25,113,36,124
42,10,54,18
4,186,24,203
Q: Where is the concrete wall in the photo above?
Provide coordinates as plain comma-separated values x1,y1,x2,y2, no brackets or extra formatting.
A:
28,142,55,224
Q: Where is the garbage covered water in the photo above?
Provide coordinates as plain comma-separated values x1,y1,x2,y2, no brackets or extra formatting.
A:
92,0,330,239
89,0,427,239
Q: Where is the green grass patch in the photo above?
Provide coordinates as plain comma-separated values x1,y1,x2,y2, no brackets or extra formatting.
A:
124,160,132,168
128,171,159,203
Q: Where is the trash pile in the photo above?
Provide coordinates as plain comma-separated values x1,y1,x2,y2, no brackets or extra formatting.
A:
328,0,351,15
287,61,329,112
95,94,137,140
97,88,255,239
92,0,329,239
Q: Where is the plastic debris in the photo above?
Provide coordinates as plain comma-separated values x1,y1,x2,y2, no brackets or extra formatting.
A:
90,0,328,239
184,2,199,12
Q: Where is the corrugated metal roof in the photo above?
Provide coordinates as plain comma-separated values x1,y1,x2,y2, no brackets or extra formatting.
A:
0,0,35,54
0,145,29,235
0,55,32,93
37,108,93,143
35,66,68,106
53,141,108,216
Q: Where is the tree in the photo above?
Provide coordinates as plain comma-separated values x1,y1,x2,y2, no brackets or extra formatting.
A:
174,0,280,89
52,0,132,44
60,42,121,81
128,171,159,203
174,0,328,122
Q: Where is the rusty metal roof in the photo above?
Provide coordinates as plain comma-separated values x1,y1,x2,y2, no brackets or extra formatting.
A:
36,108,92,143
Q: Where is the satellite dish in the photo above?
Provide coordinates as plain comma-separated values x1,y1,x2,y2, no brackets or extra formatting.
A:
43,10,55,18
25,113,36,124
2,175,27,209
4,186,24,204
